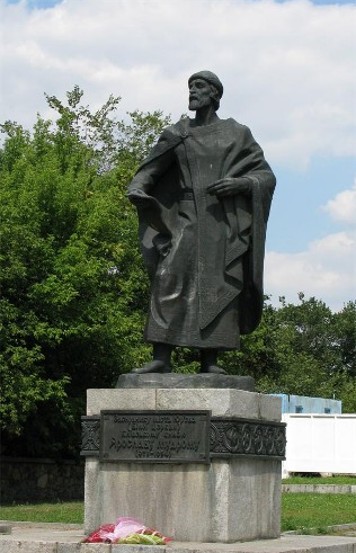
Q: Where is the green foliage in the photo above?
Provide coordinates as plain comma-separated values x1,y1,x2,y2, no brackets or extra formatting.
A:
0,87,169,457
220,294,356,411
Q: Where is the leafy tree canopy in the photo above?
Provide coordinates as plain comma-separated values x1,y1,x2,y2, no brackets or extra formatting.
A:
0,87,169,457
221,294,356,412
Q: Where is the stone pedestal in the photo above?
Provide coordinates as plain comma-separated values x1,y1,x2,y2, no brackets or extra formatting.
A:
83,387,283,543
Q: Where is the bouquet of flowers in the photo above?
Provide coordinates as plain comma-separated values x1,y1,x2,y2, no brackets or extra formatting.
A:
83,516,172,545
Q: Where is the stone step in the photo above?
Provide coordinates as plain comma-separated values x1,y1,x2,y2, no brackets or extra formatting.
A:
282,484,356,494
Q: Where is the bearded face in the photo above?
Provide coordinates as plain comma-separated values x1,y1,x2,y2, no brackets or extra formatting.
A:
188,78,217,111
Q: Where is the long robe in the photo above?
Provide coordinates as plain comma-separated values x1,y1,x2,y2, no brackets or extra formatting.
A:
128,117,276,349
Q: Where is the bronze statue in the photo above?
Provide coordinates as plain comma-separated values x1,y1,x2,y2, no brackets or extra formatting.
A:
128,71,276,374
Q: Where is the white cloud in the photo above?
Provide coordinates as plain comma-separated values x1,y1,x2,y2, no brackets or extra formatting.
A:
322,181,356,224
265,230,356,311
266,177,356,311
1,0,356,310
1,0,355,168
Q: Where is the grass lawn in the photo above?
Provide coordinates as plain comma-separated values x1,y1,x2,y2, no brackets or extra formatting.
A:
0,494,356,534
0,502,83,524
282,475,356,485
282,493,356,532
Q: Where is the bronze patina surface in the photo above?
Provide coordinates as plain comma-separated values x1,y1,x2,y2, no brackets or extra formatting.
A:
128,71,276,374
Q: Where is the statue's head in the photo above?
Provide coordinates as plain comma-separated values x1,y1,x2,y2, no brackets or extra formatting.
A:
188,70,223,111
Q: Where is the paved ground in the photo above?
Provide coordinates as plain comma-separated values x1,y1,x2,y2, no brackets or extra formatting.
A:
1,522,356,552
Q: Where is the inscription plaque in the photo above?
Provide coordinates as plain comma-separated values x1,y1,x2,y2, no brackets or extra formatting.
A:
99,410,211,463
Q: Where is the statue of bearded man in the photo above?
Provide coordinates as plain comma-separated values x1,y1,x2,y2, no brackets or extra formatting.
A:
127,70,276,375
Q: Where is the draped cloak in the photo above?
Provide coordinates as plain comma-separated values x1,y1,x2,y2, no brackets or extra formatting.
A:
128,117,276,349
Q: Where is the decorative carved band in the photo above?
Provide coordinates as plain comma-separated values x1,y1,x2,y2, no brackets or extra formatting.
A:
81,414,286,460
210,418,286,459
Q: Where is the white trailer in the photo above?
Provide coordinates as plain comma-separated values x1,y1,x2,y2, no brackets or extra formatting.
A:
282,413,356,477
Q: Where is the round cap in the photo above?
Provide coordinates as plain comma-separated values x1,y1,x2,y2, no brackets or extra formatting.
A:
188,71,223,98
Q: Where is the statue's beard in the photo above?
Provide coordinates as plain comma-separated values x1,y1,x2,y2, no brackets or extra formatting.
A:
188,96,214,112
188,98,199,111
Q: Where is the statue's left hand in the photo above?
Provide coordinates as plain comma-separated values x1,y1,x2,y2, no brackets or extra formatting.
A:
207,177,251,198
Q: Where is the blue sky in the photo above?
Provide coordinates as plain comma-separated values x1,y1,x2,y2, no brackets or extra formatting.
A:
271,156,355,251
5,0,60,7
1,0,355,310
5,0,356,6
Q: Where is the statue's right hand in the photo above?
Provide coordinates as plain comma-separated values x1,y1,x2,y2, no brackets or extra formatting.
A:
207,177,251,198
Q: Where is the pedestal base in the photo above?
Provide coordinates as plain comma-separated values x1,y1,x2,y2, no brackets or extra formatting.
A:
84,388,282,543
116,373,255,390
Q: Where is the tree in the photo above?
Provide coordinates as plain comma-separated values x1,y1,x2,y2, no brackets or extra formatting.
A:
333,301,356,378
0,87,170,457
220,295,356,411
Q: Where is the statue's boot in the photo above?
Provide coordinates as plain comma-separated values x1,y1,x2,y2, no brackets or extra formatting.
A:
200,348,226,374
200,365,227,375
131,360,172,374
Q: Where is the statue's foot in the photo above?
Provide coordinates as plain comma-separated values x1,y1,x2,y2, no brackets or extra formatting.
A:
200,365,227,375
131,360,172,374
